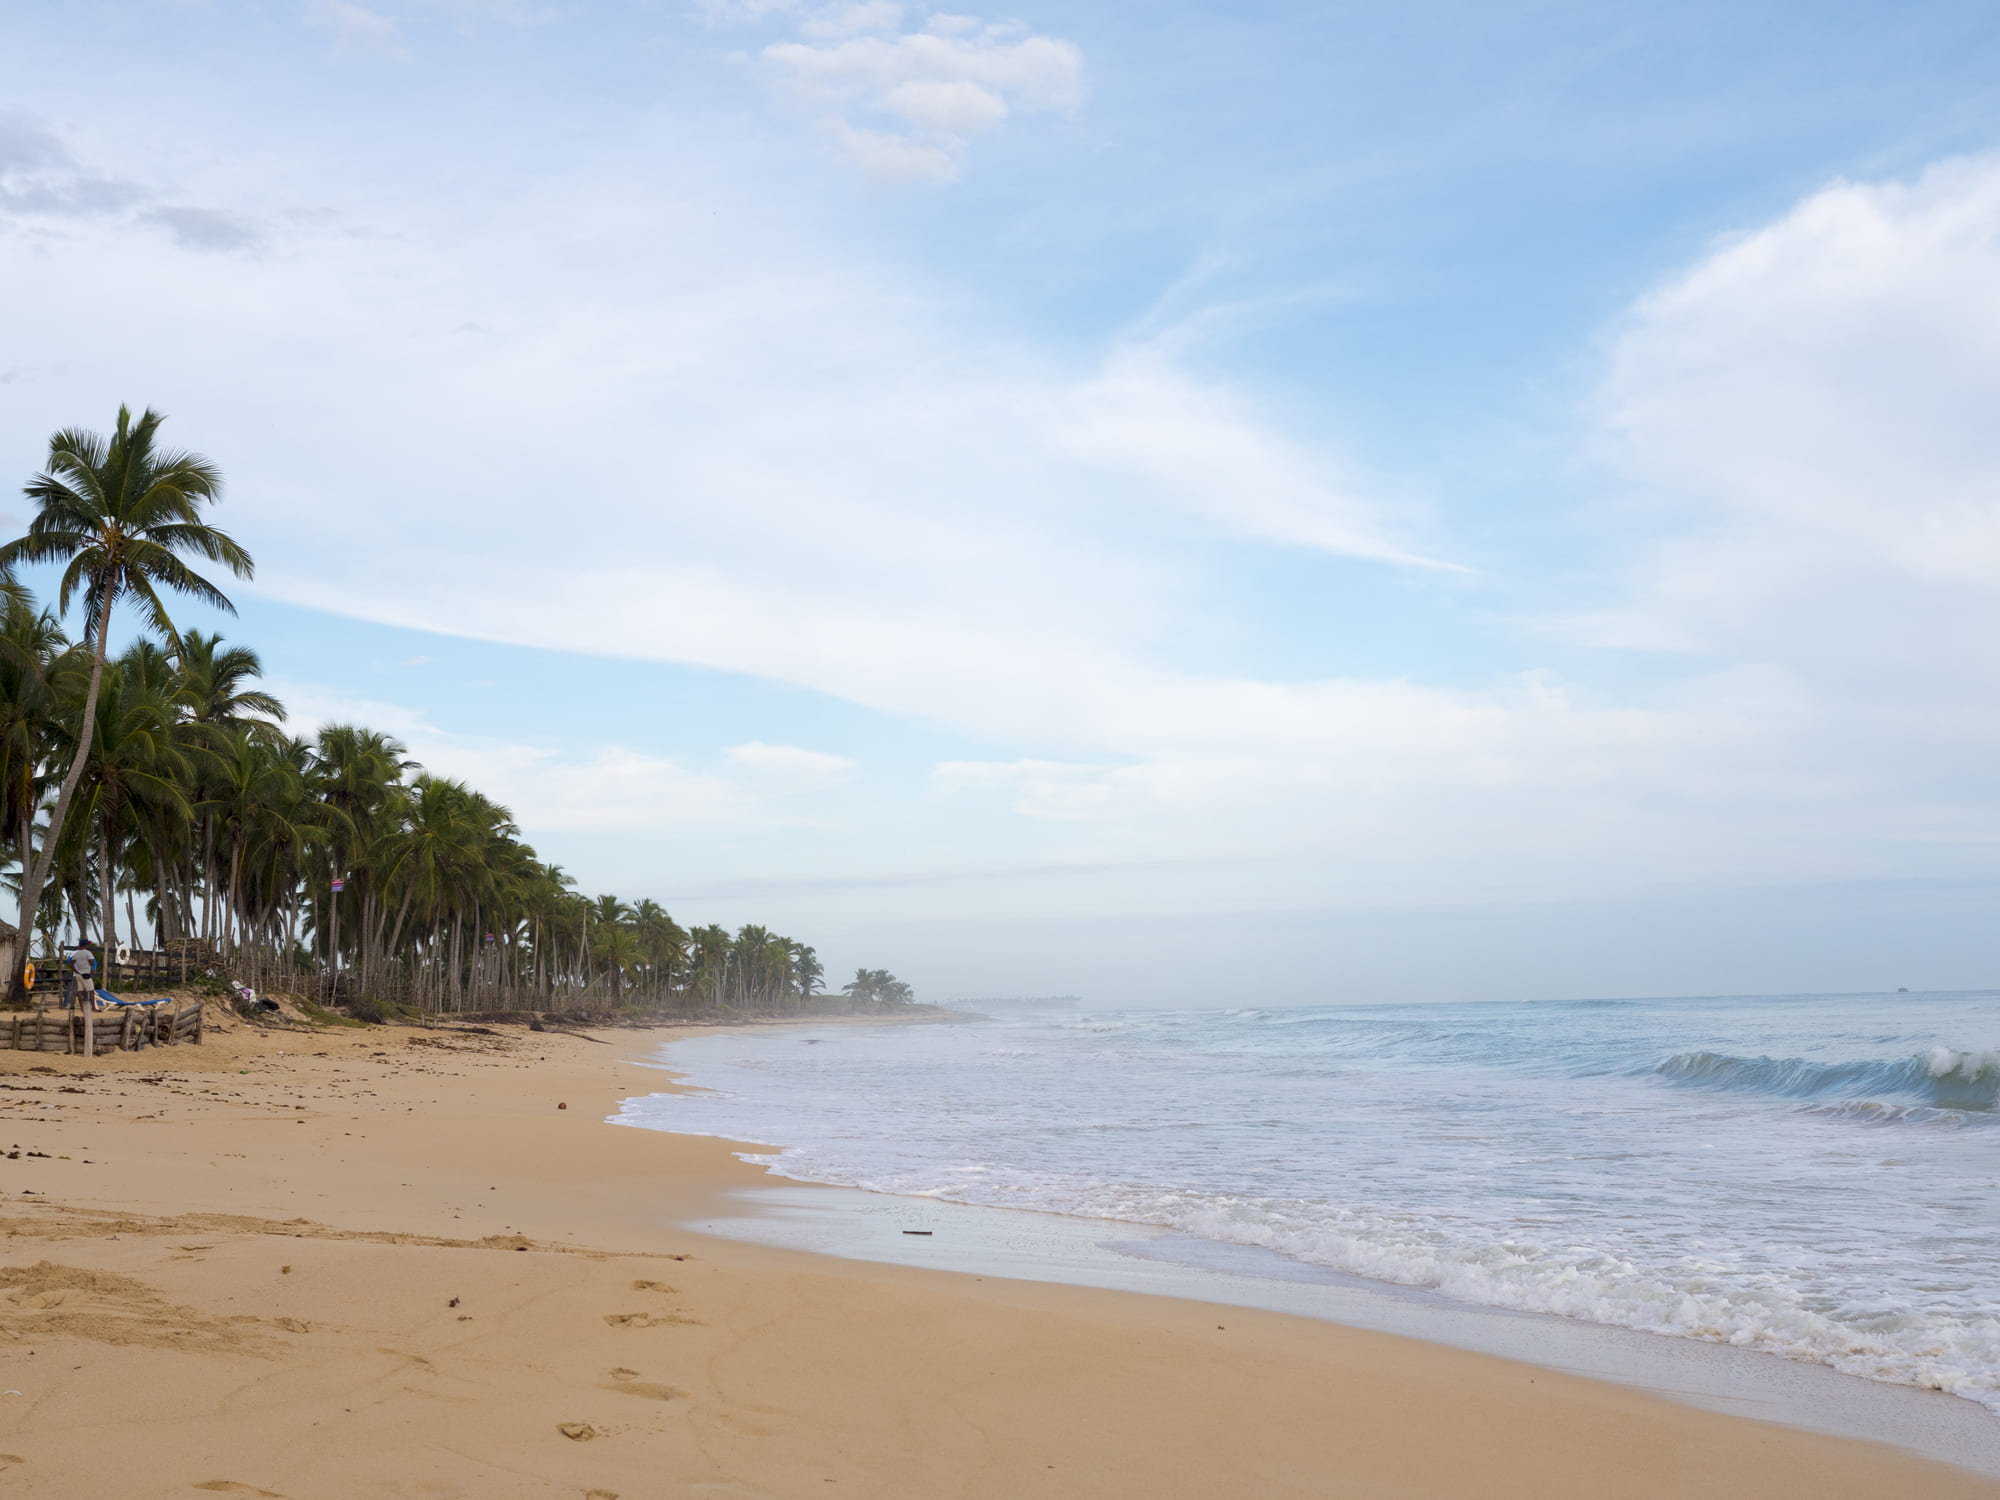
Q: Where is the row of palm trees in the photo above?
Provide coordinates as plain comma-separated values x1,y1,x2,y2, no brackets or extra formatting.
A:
0,406,918,1017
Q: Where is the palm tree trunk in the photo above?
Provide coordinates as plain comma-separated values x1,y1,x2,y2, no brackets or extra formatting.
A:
327,851,341,987
11,605,111,1003
98,813,116,978
225,839,243,963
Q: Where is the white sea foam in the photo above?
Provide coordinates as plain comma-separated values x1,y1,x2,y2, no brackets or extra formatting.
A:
627,994,2000,1414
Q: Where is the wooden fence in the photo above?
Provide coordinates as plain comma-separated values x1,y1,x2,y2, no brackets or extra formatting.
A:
1,1003,203,1055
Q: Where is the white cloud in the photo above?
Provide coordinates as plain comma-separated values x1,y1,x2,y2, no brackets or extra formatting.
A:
823,119,960,182
695,0,801,22
799,1,904,39
725,740,858,792
763,11,1081,180
274,685,853,833
17,100,2000,922
418,0,553,22
882,78,1008,134
303,0,409,60
1062,347,1459,567
1589,154,2000,686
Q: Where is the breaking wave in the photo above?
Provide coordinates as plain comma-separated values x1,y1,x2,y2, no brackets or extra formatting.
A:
1655,1047,2000,1112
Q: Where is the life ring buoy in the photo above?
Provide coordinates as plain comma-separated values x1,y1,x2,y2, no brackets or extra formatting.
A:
115,942,131,966
21,963,33,990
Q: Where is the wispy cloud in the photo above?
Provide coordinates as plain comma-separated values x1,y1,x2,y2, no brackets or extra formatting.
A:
0,112,142,218
274,683,857,833
736,5,1082,181
138,204,261,252
0,112,258,252
303,0,409,60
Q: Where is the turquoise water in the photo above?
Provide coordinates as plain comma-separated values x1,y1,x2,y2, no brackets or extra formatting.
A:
623,993,2000,1410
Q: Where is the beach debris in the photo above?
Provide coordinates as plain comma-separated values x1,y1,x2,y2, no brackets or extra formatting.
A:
448,1297,460,1308
902,1230,932,1236
557,1102,567,1110
557,1422,600,1442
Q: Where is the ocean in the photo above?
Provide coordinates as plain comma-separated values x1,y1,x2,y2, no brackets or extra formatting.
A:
619,993,2000,1415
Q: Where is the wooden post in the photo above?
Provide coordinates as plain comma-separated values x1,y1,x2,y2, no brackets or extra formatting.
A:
82,1000,93,1059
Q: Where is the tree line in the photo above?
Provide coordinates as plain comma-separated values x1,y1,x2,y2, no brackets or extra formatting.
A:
0,406,916,1017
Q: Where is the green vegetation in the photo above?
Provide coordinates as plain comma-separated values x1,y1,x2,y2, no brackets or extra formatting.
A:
1,408,915,1018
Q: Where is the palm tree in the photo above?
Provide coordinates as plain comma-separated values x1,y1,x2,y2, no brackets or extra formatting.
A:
313,725,413,991
177,632,285,741
0,603,66,964
1,406,251,977
594,923,642,1006
73,654,190,960
792,943,824,1007
198,729,295,961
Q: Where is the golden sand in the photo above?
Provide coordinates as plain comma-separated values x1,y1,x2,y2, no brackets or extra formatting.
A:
0,1013,1988,1498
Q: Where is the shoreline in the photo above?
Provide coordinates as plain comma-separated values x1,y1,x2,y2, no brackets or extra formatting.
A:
643,1026,2000,1475
0,1014,1992,1497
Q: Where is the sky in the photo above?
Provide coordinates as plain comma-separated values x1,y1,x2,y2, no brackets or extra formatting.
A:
5,0,2000,1004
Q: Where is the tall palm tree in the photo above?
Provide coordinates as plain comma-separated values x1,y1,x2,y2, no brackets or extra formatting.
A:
1,406,251,972
313,725,413,987
198,728,293,960
0,602,66,936
74,654,189,959
792,943,824,1007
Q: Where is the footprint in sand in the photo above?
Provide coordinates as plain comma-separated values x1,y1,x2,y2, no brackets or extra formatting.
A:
601,1312,694,1329
601,1281,698,1330
600,1369,683,1402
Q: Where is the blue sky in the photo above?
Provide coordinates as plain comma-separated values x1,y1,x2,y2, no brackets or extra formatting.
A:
6,0,2000,1002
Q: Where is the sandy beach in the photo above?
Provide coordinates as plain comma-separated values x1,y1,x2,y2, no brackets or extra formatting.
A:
0,1012,1989,1500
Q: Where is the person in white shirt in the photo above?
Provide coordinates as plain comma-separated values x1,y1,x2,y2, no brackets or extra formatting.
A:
69,943,94,1007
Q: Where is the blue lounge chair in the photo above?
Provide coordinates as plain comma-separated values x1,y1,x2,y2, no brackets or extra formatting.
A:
90,988,172,1012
